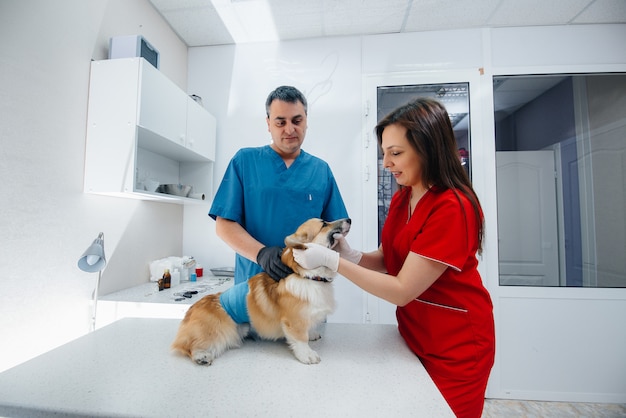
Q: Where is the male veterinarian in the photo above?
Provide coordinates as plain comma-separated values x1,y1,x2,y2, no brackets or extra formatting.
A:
209,85,349,284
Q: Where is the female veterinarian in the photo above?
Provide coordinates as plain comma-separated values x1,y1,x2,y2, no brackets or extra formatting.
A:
294,98,495,418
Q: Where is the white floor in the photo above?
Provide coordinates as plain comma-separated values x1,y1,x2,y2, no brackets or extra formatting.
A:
483,399,626,417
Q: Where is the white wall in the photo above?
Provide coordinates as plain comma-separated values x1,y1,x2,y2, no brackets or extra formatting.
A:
0,0,187,372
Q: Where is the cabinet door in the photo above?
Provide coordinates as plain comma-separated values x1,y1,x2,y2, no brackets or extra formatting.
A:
186,98,216,161
85,59,140,195
138,61,187,145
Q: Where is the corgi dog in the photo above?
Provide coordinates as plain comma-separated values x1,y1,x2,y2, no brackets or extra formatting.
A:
171,218,351,365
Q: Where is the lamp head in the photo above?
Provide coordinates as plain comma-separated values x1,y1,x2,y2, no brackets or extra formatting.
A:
78,232,106,273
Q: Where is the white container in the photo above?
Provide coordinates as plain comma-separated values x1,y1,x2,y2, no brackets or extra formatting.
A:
109,35,160,69
180,267,189,282
171,268,181,287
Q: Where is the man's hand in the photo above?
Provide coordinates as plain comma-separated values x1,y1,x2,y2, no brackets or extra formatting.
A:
256,246,293,281
293,243,340,272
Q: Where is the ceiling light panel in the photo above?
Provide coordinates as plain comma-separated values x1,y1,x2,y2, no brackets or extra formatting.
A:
404,0,501,32
263,0,326,40
488,0,595,26
323,0,409,36
162,7,234,46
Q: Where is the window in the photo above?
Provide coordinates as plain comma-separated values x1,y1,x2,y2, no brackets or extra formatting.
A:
494,73,626,287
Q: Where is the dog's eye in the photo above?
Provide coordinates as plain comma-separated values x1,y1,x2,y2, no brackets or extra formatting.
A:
322,221,328,227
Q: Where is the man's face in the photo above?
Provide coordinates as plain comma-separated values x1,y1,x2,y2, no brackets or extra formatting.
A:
266,99,307,157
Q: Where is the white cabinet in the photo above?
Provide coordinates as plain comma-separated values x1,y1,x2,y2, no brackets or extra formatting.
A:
84,58,216,203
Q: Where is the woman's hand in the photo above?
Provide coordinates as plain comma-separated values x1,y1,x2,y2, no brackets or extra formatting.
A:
293,243,340,272
332,233,362,264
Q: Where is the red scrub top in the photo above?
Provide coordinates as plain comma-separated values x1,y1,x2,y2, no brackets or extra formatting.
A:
381,186,495,382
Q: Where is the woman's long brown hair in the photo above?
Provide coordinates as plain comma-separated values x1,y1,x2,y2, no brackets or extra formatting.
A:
375,98,484,254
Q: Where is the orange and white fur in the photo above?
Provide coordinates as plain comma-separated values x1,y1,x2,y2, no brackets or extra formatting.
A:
171,218,351,365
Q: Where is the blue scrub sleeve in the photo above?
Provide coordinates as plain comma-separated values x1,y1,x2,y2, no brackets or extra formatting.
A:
209,154,244,222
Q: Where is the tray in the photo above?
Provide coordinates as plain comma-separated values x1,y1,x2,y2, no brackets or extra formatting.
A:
210,267,235,277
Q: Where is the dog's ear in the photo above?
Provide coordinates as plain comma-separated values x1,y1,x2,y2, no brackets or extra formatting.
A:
284,234,306,249
284,218,323,248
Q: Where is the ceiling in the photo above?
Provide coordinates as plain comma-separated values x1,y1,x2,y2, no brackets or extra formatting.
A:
149,0,625,47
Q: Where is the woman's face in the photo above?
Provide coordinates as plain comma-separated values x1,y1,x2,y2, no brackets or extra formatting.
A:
381,123,423,188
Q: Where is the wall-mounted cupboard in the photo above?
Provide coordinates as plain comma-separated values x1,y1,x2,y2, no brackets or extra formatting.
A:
84,58,215,203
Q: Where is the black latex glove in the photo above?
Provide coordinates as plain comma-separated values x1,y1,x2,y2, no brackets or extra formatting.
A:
256,246,293,282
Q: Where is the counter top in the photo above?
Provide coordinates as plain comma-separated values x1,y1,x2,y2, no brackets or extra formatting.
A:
96,276,233,328
100,276,233,305
0,318,453,417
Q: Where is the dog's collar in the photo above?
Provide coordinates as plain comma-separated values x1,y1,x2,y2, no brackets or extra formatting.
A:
308,276,333,283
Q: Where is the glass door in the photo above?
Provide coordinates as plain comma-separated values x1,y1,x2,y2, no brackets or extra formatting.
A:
376,83,471,243
362,71,484,325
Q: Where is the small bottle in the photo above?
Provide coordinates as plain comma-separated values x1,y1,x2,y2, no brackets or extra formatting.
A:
190,272,197,282
171,268,180,287
163,269,171,289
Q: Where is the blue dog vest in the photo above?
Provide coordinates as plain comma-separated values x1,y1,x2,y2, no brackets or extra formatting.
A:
219,281,250,323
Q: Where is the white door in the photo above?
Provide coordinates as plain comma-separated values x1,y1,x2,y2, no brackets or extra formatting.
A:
496,151,560,286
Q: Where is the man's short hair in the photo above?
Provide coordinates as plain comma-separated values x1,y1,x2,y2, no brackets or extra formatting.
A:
265,86,308,116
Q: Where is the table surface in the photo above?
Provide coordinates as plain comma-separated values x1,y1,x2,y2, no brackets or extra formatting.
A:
0,318,453,418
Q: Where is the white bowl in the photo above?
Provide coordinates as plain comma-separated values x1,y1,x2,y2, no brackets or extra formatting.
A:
158,184,192,197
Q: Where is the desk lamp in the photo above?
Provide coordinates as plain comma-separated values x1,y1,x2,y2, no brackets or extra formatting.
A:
77,232,106,331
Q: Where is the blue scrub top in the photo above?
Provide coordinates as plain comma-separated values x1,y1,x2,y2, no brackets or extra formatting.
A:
209,145,348,284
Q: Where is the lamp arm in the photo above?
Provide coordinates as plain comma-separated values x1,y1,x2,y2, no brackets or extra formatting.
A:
91,270,101,332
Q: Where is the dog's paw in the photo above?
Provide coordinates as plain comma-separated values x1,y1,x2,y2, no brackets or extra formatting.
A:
192,351,214,366
309,331,321,341
293,345,321,364
238,323,251,340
